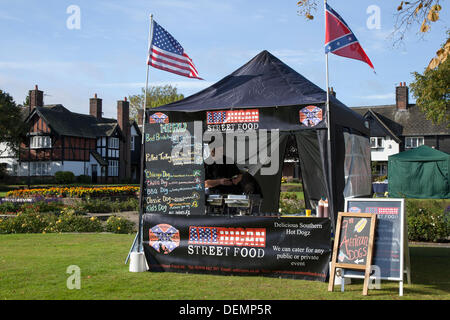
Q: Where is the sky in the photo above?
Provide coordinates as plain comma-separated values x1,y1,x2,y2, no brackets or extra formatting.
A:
0,0,448,119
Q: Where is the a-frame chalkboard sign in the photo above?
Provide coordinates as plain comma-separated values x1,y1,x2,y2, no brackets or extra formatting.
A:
328,212,377,295
343,198,411,296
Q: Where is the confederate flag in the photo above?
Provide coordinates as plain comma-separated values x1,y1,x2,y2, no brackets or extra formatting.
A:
325,3,374,70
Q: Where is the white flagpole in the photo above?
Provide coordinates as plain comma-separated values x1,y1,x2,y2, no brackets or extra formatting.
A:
324,0,336,233
324,0,330,141
137,14,154,253
142,14,154,137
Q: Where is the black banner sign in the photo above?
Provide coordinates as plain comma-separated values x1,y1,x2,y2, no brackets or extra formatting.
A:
143,214,331,281
144,121,205,215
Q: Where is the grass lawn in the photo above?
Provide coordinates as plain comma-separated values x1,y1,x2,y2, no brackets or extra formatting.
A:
0,233,448,300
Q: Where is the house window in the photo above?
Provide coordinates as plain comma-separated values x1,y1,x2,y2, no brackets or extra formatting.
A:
405,137,424,149
131,136,135,151
30,136,51,149
373,162,388,176
109,137,119,149
108,160,119,177
370,137,384,149
30,162,51,176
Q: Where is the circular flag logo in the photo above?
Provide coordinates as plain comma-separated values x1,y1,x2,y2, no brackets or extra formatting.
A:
299,105,323,127
149,224,180,254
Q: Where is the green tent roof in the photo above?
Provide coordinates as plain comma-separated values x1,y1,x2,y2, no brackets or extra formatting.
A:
388,145,449,199
388,145,450,162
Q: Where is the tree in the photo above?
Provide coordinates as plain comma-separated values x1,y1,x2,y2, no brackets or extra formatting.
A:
296,1,443,44
410,34,450,127
0,89,27,156
128,85,184,122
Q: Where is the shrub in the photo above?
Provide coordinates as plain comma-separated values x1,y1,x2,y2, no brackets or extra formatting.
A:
55,171,75,184
77,175,91,184
22,201,65,214
119,198,139,211
0,212,53,234
0,209,104,234
0,202,21,214
406,200,450,242
77,198,113,213
105,216,135,234
75,198,139,213
280,193,298,201
48,211,103,233
279,193,305,214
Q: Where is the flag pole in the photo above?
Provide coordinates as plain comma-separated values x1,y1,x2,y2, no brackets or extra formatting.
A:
137,13,154,253
324,0,336,234
325,0,330,141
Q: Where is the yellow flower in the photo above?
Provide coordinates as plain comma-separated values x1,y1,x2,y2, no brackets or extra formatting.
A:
117,227,121,230
90,217,96,221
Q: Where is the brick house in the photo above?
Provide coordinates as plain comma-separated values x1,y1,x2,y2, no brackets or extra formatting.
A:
352,82,450,176
0,86,142,183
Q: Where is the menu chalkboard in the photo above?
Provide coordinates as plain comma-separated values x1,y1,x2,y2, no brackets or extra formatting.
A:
337,215,374,267
143,121,205,215
344,198,407,281
329,212,377,295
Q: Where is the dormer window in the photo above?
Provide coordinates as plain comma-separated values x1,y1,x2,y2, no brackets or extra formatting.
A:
30,136,51,149
405,137,424,149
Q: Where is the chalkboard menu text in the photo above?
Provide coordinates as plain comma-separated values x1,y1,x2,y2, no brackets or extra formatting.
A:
143,121,205,215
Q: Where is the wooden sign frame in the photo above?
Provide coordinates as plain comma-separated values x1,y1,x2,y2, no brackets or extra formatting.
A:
328,212,377,296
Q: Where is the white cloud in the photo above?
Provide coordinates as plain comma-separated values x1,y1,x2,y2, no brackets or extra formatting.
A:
0,12,24,23
359,93,395,100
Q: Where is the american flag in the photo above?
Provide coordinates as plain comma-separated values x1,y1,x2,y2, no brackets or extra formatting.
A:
147,20,202,79
207,109,259,125
189,226,266,247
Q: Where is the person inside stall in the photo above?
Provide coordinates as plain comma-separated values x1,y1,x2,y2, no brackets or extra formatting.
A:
204,145,243,194
204,145,262,197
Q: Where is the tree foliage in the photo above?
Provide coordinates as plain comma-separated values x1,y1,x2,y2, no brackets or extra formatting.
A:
296,0,443,44
127,85,184,121
0,89,27,155
393,1,442,44
410,35,450,127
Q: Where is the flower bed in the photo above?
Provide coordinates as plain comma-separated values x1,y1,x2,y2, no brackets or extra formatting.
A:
6,186,139,199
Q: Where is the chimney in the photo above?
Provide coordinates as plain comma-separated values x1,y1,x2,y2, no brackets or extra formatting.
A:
117,97,131,180
396,82,409,111
328,87,336,98
89,93,103,119
29,85,43,112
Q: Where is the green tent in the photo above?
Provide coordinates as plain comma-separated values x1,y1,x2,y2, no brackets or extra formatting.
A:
388,145,450,199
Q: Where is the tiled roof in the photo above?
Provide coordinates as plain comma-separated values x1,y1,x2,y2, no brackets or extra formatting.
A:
352,104,449,136
29,105,120,138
